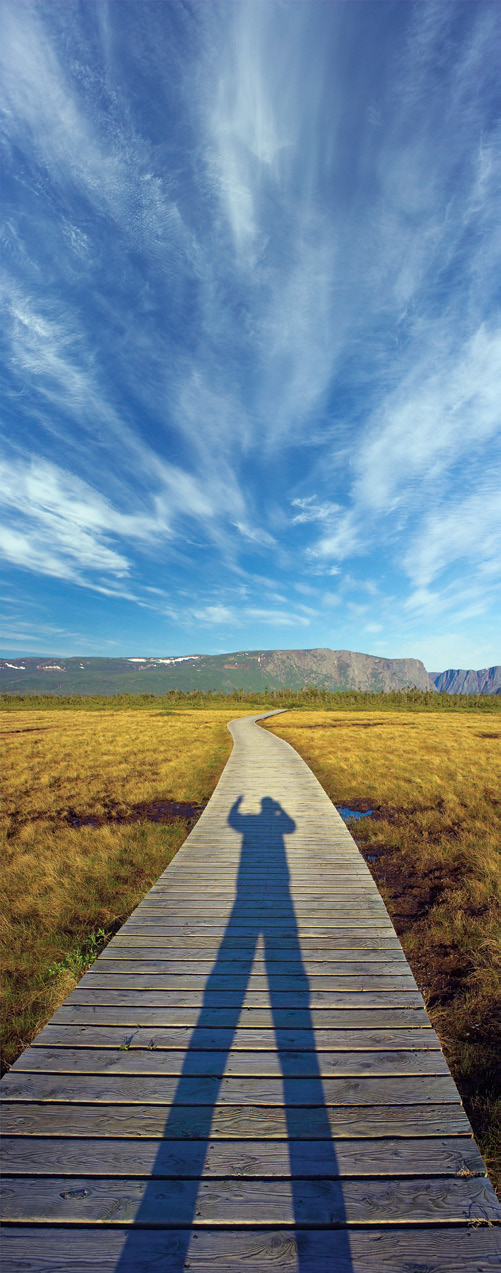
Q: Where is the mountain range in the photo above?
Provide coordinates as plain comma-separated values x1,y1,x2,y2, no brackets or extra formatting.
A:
1,649,499,696
429,667,501,695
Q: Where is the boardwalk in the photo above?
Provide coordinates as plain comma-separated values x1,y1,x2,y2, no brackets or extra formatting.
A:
1,711,499,1270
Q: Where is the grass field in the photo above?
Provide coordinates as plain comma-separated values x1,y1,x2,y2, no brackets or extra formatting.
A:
0,706,245,1070
1,701,500,1187
263,709,501,1186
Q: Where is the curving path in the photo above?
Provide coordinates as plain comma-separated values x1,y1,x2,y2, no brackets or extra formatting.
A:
1,711,499,1270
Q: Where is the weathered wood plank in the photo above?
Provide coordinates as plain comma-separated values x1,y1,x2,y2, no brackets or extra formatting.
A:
2,1175,498,1226
139,891,380,903
63,987,424,1008
152,871,372,881
8,1046,451,1078
108,933,403,950
1,1227,499,1272
121,921,394,933
79,972,417,991
128,902,388,914
0,1101,470,1138
0,1071,459,1105
50,1004,433,1027
94,954,409,969
29,1024,441,1051
148,885,373,895
1,1135,485,1179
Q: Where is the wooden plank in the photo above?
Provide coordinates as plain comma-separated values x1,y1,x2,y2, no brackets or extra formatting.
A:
50,1004,432,1027
0,1072,459,1105
11,1046,450,1077
143,889,377,899
107,934,403,950
95,952,409,966
130,888,374,897
119,921,394,932
152,871,372,880
1,1226,499,1272
1,1135,485,1179
63,988,424,1008
0,1101,470,1138
29,1024,442,1051
79,972,417,990
131,902,388,913
84,961,414,978
2,1175,498,1226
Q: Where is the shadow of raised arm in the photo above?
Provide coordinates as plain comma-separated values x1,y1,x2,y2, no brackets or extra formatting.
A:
228,795,245,831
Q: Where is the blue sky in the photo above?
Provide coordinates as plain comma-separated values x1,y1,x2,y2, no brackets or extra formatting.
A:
1,0,500,670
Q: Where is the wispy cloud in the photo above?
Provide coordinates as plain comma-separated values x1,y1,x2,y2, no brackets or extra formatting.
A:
0,455,149,587
291,496,341,526
405,483,501,590
166,598,311,632
246,608,310,628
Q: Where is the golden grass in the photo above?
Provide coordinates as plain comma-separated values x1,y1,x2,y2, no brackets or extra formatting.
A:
0,706,245,1068
263,709,501,1188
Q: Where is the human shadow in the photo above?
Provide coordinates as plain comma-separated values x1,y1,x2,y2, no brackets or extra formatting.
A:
115,795,352,1270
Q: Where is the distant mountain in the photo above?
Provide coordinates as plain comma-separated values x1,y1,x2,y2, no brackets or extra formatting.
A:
252,648,433,692
0,648,434,696
430,667,501,695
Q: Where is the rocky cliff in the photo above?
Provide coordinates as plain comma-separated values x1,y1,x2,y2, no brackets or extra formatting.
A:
259,648,433,692
430,667,501,695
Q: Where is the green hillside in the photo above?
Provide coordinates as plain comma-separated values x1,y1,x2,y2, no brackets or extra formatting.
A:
0,647,437,697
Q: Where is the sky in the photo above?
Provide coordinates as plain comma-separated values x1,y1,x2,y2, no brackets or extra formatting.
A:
1,0,500,671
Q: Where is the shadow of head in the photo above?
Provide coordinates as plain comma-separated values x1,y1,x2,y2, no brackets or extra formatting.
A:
261,796,282,812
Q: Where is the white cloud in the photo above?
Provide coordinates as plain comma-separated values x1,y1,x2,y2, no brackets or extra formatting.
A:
233,522,276,549
291,496,341,526
192,605,235,626
296,604,319,617
246,608,310,628
405,484,501,589
354,325,501,515
0,455,163,589
310,511,362,562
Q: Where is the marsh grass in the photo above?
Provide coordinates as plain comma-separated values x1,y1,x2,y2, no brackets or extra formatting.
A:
263,709,501,1188
1,707,242,1069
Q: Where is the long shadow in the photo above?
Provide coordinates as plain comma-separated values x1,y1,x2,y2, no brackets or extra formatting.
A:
116,795,352,1270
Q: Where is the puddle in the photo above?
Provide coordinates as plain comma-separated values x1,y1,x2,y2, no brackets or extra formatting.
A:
63,798,206,829
337,806,373,822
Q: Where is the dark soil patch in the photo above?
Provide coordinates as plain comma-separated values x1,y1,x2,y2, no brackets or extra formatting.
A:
337,806,373,822
62,798,206,829
347,800,464,841
332,798,452,827
296,721,401,729
355,823,492,1008
368,833,501,1169
2,727,52,735
333,797,375,814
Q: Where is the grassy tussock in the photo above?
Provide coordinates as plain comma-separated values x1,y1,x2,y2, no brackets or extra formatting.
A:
1,707,240,1068
263,710,501,1187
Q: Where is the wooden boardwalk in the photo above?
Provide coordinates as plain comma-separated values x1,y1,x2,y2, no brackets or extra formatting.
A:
1,710,499,1270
